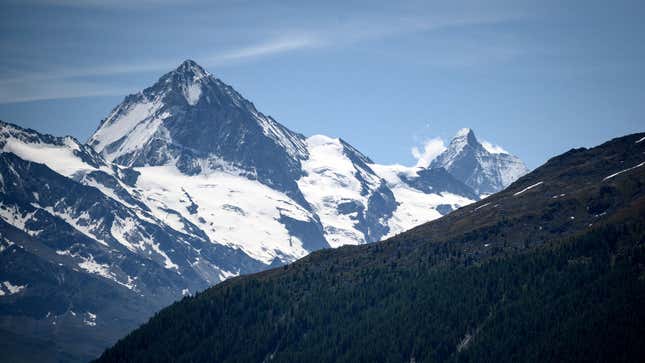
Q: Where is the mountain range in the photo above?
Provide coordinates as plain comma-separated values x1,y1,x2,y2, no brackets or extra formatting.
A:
0,60,528,362
95,131,645,363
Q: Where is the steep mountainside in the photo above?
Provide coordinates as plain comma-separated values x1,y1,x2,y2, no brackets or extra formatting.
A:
0,122,266,361
86,60,488,254
430,128,529,195
88,60,308,203
95,132,645,363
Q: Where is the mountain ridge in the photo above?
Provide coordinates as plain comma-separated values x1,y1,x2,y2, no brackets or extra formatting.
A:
83,60,526,252
93,131,645,363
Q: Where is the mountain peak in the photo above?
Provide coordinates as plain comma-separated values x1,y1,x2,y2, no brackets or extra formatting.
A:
88,60,310,197
173,59,209,79
451,127,478,146
430,128,529,195
455,127,473,138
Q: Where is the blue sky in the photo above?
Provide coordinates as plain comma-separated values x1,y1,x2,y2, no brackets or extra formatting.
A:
0,0,643,168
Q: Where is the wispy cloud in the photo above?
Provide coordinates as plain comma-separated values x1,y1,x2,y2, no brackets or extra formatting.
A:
411,137,446,168
0,35,322,104
481,140,509,154
205,35,323,64
1,35,321,85
5,0,195,9
0,4,525,104
0,79,129,104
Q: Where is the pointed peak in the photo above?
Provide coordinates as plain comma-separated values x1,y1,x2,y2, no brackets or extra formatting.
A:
455,127,471,136
176,59,201,70
450,128,478,147
173,59,209,79
454,128,474,138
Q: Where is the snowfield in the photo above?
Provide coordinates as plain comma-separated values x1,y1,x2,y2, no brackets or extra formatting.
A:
298,135,380,247
136,165,313,264
370,163,475,237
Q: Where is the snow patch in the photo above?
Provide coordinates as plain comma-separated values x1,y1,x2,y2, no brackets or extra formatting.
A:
56,250,136,290
473,202,491,211
111,215,179,273
2,281,26,295
0,205,35,231
603,161,645,181
369,164,420,186
110,117,165,160
1,137,98,177
88,98,163,160
84,312,97,327
218,269,236,282
513,181,543,197
384,189,472,237
184,82,202,106
39,205,110,247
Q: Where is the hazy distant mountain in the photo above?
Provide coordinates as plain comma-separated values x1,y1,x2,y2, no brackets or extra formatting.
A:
429,128,529,195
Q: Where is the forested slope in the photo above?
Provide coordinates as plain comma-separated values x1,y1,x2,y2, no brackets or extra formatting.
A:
95,133,645,363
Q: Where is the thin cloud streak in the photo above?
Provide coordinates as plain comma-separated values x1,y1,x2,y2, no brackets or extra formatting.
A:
0,10,524,103
1,10,520,83
0,36,321,85
204,35,323,65
4,0,198,9
0,80,129,104
0,36,322,103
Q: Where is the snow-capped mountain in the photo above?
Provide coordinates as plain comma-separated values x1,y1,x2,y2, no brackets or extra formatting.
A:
0,60,526,361
0,121,263,284
88,60,308,204
86,60,483,256
0,121,264,361
429,128,529,195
